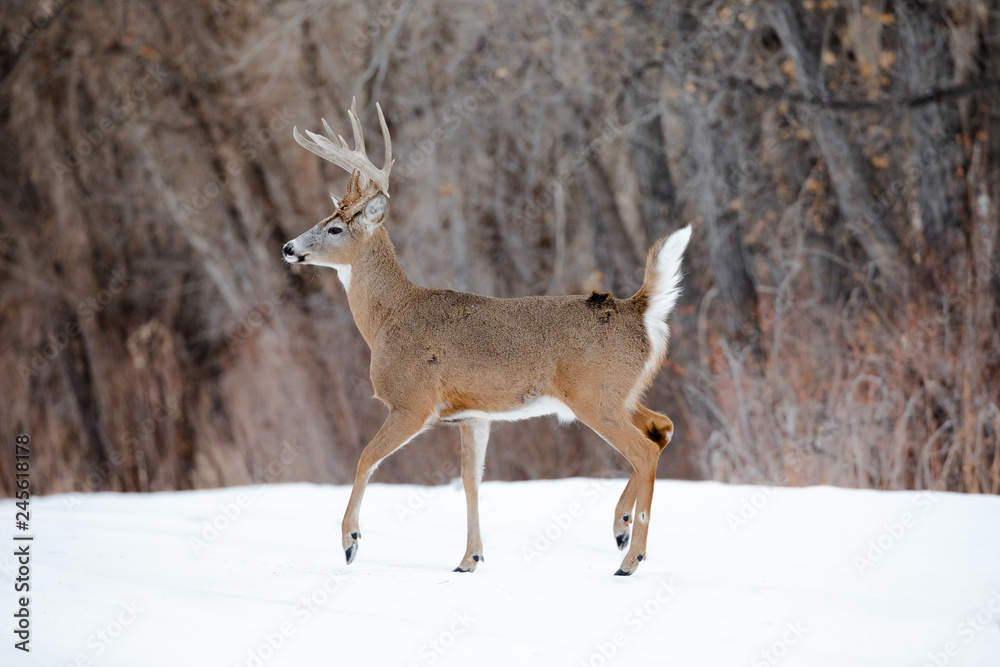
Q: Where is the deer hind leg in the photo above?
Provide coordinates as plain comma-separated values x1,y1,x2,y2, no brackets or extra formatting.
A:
613,406,675,550
455,420,490,572
342,409,431,565
568,401,665,576
613,473,638,551
632,405,674,448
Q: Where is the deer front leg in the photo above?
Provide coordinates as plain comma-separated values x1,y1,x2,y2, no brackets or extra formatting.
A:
342,409,430,564
454,420,490,572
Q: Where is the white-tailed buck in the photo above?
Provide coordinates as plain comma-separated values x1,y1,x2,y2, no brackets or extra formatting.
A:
283,98,691,575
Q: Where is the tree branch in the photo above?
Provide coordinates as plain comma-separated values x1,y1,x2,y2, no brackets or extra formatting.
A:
0,1,74,87
720,75,1000,111
624,59,1000,112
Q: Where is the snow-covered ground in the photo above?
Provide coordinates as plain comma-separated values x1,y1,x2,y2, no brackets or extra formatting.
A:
4,478,999,666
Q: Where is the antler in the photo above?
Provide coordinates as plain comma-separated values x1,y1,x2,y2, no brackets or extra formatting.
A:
293,97,394,196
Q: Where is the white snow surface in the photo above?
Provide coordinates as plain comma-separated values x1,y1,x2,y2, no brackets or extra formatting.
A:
4,479,1000,667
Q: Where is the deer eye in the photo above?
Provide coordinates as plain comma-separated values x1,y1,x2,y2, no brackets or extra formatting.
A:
328,226,344,235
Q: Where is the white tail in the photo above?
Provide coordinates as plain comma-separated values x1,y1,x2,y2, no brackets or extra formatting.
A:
634,226,692,405
284,102,693,576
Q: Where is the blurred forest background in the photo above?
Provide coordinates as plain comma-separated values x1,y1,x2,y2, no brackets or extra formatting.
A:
1,0,998,496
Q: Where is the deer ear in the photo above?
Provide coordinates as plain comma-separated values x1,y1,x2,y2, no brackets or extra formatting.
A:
362,194,388,230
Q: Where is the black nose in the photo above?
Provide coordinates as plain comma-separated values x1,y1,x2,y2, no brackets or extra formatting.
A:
283,242,294,256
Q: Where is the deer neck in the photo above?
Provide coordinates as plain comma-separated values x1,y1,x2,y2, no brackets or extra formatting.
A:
344,226,417,347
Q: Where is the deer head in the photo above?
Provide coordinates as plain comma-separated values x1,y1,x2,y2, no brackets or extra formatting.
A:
283,98,394,272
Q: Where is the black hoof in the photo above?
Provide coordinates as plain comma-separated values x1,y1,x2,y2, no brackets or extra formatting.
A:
345,543,357,564
453,566,469,573
614,568,632,576
615,533,629,551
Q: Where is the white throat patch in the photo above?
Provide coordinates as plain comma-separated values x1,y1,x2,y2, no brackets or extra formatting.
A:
333,264,352,290
316,262,351,290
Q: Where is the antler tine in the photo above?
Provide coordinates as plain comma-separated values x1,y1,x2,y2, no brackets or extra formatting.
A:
376,102,394,180
319,119,342,147
325,113,369,189
348,97,366,157
346,98,372,188
292,97,393,196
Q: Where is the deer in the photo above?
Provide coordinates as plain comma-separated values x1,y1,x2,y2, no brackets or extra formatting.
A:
283,98,692,576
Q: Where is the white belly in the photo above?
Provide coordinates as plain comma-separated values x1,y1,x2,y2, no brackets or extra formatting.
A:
443,396,576,424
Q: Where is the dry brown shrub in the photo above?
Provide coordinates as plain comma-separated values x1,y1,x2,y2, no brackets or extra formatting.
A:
1,1,997,495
